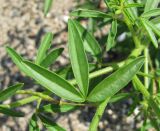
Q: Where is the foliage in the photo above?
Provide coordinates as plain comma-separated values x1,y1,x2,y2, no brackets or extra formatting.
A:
1,0,160,130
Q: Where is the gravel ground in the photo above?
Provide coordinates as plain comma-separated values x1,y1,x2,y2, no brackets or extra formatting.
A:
0,0,143,131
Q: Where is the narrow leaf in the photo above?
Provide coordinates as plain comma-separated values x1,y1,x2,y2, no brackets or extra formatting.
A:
148,98,160,119
72,20,101,58
104,0,114,12
39,114,66,131
144,19,160,37
36,33,53,64
70,9,111,18
142,9,160,18
109,93,131,103
68,19,89,97
39,104,77,113
144,0,160,12
87,57,145,102
56,66,72,79
0,106,24,117
151,16,160,30
141,19,158,48
44,0,53,16
9,96,39,108
29,114,40,131
133,76,160,119
151,16,160,24
6,47,84,102
124,0,138,22
40,48,64,68
125,3,144,8
0,83,23,101
22,60,84,102
6,47,27,73
106,20,117,51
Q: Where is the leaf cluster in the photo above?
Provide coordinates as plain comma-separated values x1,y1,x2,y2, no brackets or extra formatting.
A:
1,0,160,130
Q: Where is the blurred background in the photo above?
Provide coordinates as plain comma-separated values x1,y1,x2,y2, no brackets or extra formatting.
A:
0,0,144,131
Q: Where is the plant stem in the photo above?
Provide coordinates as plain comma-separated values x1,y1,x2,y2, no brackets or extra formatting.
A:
128,46,144,59
16,90,94,107
133,76,150,98
133,76,160,119
144,48,149,89
137,71,155,79
0,96,39,108
16,90,57,102
36,98,42,111
69,45,145,86
89,97,110,131
123,10,141,48
69,61,125,85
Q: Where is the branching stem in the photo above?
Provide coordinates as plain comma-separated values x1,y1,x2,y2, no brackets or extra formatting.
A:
16,90,92,107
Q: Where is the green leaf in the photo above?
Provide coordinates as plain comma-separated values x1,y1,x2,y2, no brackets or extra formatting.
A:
149,115,160,131
151,16,160,30
56,65,72,79
109,93,131,103
0,83,23,101
44,0,53,16
38,114,66,131
68,19,89,97
124,3,144,8
39,104,77,113
151,16,160,24
21,60,84,102
36,33,53,65
0,106,24,117
104,0,112,11
142,9,160,18
144,20,160,37
6,47,27,73
148,97,160,120
144,0,160,12
72,20,102,58
133,76,160,119
87,57,144,102
70,9,111,18
141,19,158,48
124,0,138,22
106,20,117,51
6,47,84,102
9,96,39,108
40,48,64,68
132,76,150,98
29,114,40,131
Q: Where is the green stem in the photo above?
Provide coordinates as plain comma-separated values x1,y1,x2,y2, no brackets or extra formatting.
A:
69,61,125,85
89,97,110,131
137,71,155,79
76,5,149,130
123,10,141,48
128,46,144,59
16,90,57,102
133,76,160,119
144,48,149,89
69,46,145,85
36,98,42,111
16,90,94,107
0,96,39,108
88,18,94,34
133,76,150,98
